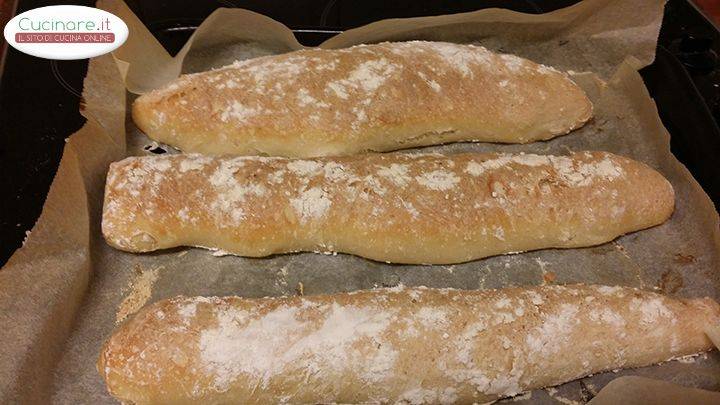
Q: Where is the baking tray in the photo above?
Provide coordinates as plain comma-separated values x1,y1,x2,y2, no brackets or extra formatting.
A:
0,1,720,403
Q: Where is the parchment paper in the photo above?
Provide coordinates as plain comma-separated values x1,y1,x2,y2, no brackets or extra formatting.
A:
1,0,719,403
588,376,720,405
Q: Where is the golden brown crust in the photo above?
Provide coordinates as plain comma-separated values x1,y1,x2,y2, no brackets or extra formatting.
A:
98,284,719,404
132,41,593,157
102,151,674,264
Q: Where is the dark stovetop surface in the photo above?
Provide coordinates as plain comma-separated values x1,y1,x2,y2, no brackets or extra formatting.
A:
1,0,719,267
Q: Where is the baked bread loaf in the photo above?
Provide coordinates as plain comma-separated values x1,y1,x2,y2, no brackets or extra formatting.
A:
102,151,674,264
98,284,719,404
132,41,592,157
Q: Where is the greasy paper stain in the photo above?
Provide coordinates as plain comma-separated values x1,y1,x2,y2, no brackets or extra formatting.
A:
658,268,684,294
674,253,696,264
115,265,162,324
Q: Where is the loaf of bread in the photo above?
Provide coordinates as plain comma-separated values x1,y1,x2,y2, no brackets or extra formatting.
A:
102,151,673,264
132,41,592,157
98,284,719,404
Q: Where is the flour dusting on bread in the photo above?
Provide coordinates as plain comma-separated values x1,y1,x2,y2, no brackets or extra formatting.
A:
102,151,672,263
132,41,593,157
98,285,720,404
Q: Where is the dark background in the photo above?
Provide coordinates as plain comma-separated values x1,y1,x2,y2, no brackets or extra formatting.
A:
1,0,719,266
